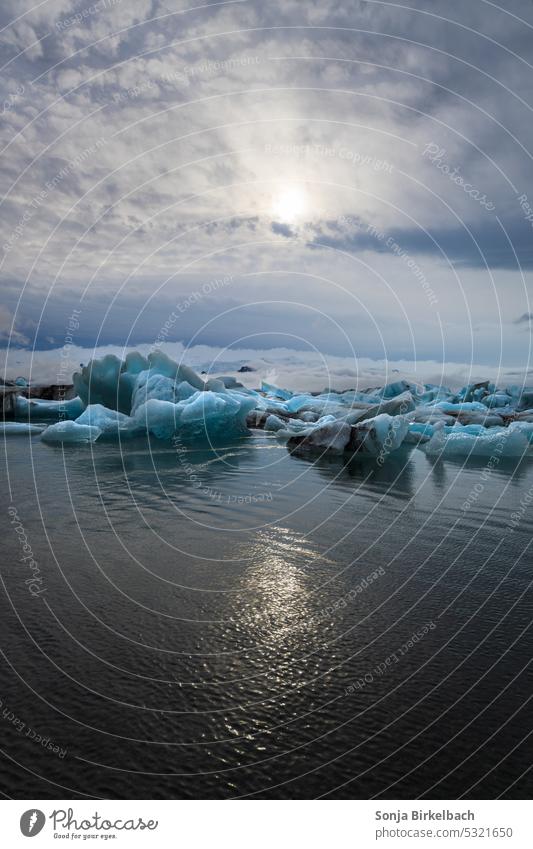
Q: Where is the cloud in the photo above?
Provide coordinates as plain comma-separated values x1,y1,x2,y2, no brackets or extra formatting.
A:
271,221,295,238
0,304,30,346
1,0,533,363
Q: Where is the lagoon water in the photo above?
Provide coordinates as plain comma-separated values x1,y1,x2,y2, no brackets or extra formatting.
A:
1,430,532,799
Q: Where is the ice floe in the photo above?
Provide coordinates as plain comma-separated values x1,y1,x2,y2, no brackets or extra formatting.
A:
4,349,531,462
41,421,102,444
1,422,46,435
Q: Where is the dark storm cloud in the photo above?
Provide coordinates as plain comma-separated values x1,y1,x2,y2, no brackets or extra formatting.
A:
309,215,533,270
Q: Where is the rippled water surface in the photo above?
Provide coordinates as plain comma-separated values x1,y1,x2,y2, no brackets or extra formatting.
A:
1,431,532,799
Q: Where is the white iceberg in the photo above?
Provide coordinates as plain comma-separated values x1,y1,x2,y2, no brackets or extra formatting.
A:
41,421,102,444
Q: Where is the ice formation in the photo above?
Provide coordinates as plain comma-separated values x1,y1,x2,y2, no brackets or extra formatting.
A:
1,422,46,435
422,421,529,458
41,421,102,444
14,395,85,419
6,349,532,463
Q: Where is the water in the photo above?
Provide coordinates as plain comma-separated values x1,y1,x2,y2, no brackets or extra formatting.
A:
1,430,532,799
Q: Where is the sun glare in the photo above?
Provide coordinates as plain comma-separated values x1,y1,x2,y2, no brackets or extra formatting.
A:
272,185,308,222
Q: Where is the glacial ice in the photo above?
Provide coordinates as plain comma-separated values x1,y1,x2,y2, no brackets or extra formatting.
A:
73,351,204,413
286,413,409,457
14,395,85,420
5,349,528,463
75,404,141,437
41,421,102,444
288,420,353,455
1,422,46,435
422,422,529,458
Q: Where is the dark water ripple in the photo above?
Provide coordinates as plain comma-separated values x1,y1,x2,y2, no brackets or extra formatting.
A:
1,431,532,798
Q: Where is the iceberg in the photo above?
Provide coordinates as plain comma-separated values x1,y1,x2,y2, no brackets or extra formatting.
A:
14,395,85,420
134,391,256,441
21,347,533,468
422,422,529,458
349,413,409,457
264,414,288,432
75,404,141,437
288,421,352,455
41,421,102,444
260,381,293,400
1,422,46,435
73,350,204,414
285,413,409,457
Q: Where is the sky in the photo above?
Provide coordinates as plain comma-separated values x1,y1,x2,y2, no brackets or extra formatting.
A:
1,0,533,370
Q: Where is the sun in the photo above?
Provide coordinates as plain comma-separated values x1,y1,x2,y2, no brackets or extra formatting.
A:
272,185,308,222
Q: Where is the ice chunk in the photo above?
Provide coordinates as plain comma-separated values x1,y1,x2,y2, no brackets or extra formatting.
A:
434,401,488,413
404,422,434,444
422,422,529,458
456,381,490,403
1,422,45,435
340,391,415,425
508,421,533,444
264,414,287,432
73,354,130,413
73,350,205,414
378,380,420,399
285,413,408,458
482,393,513,408
75,404,140,437
14,395,85,420
130,372,197,415
135,390,256,441
41,421,102,444
288,421,352,455
349,413,409,456
261,381,293,400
